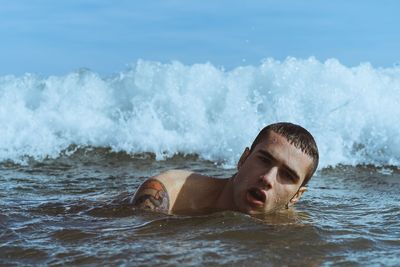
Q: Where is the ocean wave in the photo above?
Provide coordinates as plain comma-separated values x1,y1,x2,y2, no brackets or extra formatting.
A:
1,58,399,168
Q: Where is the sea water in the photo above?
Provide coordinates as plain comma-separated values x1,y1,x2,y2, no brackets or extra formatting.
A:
2,57,400,167
0,58,399,266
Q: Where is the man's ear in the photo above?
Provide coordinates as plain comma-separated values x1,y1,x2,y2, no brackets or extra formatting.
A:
237,147,250,170
288,187,307,207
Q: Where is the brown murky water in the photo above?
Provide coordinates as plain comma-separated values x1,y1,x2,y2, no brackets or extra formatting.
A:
1,150,399,266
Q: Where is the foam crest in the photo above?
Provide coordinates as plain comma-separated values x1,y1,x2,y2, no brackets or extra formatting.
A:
1,58,399,168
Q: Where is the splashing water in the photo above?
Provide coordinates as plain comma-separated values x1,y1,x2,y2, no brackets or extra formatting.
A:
1,57,399,167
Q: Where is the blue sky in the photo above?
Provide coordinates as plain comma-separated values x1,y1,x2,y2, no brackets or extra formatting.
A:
1,0,400,75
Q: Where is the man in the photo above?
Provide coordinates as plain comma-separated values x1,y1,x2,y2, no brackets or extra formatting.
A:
127,122,319,215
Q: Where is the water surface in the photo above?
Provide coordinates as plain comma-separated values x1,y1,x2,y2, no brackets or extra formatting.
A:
1,150,399,266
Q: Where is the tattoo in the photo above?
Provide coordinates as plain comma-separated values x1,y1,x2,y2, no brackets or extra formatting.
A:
131,179,169,212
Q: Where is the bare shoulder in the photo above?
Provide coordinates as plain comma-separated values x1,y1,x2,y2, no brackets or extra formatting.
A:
155,169,194,181
131,170,193,213
131,178,170,212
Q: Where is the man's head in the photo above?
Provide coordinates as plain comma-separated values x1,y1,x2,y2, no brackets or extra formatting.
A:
250,122,319,186
232,122,319,215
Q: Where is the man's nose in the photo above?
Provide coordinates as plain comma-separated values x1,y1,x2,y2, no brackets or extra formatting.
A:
260,167,278,189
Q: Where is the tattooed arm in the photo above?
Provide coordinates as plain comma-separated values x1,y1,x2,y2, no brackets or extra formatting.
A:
131,179,170,212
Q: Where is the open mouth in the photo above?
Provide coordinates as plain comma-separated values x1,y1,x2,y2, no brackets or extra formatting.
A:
247,188,266,205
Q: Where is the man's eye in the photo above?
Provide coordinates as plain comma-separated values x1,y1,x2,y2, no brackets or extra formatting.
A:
280,170,295,182
259,156,271,164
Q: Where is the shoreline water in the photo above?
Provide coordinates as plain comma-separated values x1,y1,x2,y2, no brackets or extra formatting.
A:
1,57,399,265
1,153,399,266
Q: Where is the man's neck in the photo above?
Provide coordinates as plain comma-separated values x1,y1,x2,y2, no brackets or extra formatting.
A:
214,176,238,212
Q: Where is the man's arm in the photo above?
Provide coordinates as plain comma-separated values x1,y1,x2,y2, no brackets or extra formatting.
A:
131,179,170,212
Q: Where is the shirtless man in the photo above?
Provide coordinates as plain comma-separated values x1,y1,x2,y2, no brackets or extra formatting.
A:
127,122,319,215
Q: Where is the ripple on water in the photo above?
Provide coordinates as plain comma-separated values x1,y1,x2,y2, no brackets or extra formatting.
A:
1,157,400,266
0,246,49,265
51,229,97,243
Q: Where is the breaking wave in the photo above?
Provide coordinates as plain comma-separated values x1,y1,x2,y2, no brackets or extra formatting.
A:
1,57,399,168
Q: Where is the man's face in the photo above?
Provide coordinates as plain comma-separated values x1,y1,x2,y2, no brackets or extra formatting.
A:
233,131,313,215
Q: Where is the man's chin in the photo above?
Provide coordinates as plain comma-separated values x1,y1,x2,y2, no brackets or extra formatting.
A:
239,204,266,215
235,195,272,215
245,208,280,216
239,202,280,215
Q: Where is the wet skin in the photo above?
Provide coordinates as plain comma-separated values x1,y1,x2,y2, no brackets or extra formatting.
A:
232,131,313,215
130,131,313,215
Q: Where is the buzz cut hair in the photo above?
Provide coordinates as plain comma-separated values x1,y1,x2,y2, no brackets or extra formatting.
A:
250,122,319,186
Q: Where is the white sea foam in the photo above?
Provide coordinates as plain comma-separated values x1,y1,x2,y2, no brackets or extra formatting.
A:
1,58,399,168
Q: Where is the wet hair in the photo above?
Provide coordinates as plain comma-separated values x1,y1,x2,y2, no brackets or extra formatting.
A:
250,122,319,186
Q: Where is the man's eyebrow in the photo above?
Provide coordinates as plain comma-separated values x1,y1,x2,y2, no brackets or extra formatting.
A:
258,150,300,182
